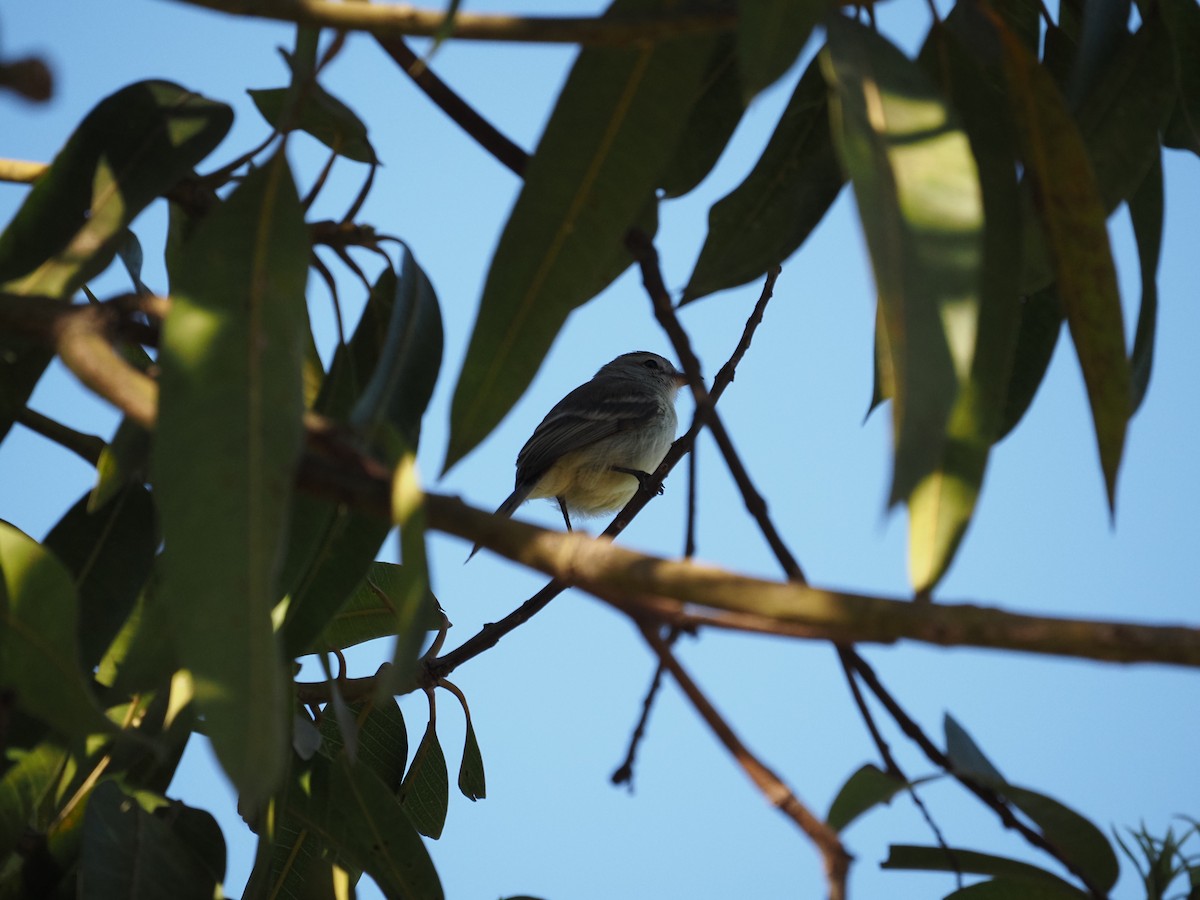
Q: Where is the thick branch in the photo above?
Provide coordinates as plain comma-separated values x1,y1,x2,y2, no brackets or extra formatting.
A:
423,494,1200,668
167,0,736,45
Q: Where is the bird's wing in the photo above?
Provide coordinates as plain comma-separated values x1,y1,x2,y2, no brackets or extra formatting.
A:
515,378,659,485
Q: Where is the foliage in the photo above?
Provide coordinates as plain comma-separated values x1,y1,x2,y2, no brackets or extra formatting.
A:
0,0,1195,896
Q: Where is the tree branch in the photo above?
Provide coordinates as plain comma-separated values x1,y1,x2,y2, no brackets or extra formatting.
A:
166,0,736,45
0,158,47,183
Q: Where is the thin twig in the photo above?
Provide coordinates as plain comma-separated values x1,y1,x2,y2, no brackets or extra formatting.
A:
638,623,851,900
0,158,48,183
15,408,106,465
374,35,528,177
611,625,680,789
625,229,805,582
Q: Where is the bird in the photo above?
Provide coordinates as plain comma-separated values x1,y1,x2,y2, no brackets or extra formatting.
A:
469,351,688,560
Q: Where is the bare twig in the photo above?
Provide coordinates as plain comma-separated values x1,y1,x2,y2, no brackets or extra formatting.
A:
638,623,851,900
166,0,736,45
15,408,106,465
374,35,528,177
611,625,680,788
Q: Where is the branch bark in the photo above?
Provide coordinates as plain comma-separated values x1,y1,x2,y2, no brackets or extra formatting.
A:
166,0,736,45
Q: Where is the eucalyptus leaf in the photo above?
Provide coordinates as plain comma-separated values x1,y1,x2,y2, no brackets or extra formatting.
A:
736,0,823,100
400,718,449,840
154,151,309,804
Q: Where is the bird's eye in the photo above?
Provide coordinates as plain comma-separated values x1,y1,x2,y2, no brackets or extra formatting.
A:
643,359,660,370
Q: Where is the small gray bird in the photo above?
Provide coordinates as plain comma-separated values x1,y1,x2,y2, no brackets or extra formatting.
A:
470,351,687,559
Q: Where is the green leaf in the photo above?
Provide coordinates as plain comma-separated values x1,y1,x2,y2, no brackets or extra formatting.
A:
943,714,1007,784
992,14,1129,512
349,247,444,456
1128,154,1163,413
0,523,113,740
249,83,377,164
326,756,443,899
0,80,231,445
89,418,152,513
822,17,984,509
452,693,486,803
658,34,746,198
318,698,409,790
683,52,843,303
736,0,823,100
381,451,435,695
883,845,1089,895
1160,0,1200,151
946,878,1092,899
826,763,909,832
0,743,70,859
154,151,310,804
907,17,1025,593
997,286,1063,439
43,486,156,672
96,570,178,696
400,717,449,840
309,562,440,654
80,781,222,900
443,0,718,472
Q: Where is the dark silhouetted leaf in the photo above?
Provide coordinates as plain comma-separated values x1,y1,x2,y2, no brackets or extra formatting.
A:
683,53,843,302
946,878,1091,899
0,80,231,444
250,83,377,164
0,524,113,740
658,34,745,198
944,714,1006,784
883,845,1088,895
154,151,309,804
992,14,1129,512
444,0,717,472
327,756,443,899
1161,0,1200,151
309,561,440,654
737,0,823,100
823,17,984,512
43,485,156,671
319,698,409,791
400,717,449,840
1128,156,1162,413
80,781,222,900
453,693,486,802
826,763,909,832
998,287,1063,439
0,742,71,859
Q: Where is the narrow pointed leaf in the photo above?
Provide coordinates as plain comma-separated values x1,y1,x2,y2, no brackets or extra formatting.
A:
683,53,844,302
658,34,746,198
944,714,1007,784
43,486,156,671
1157,0,1200,151
736,0,824,100
946,878,1091,899
0,523,113,740
883,845,1088,894
823,17,984,508
250,84,377,163
329,757,443,899
400,718,449,840
444,0,718,472
308,562,440,654
1128,156,1162,412
384,452,434,693
1004,786,1119,892
991,14,1129,511
451,691,486,802
154,152,309,804
0,80,231,444
908,18,1024,593
826,763,909,832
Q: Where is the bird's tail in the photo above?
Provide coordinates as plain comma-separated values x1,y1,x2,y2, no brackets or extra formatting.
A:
465,485,531,563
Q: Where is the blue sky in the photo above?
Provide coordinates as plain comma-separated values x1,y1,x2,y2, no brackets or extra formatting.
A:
2,1,1198,897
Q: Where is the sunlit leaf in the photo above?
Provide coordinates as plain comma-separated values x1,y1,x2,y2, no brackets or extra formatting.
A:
736,0,823,100
0,80,231,444
43,486,156,671
89,418,151,513
0,742,70,859
823,17,984,512
683,53,843,303
400,717,449,840
154,151,309,804
908,17,1024,593
0,523,114,740
991,14,1130,511
444,0,717,472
